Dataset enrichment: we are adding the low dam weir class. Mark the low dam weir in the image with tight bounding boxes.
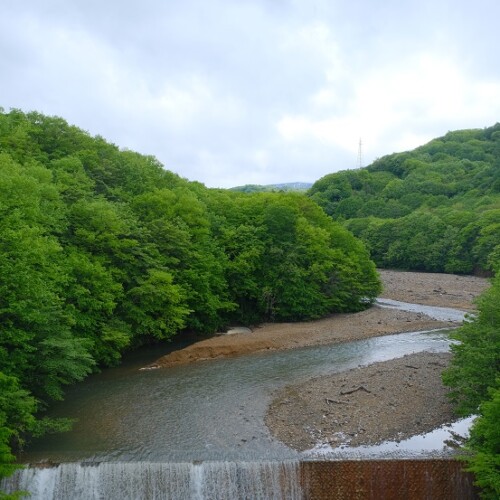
[2,459,478,499]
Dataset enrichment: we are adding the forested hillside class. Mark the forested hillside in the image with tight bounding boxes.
[309,124,500,274]
[230,182,312,193]
[0,109,380,471]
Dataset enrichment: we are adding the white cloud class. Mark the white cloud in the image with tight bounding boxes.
[277,51,500,165]
[1,0,500,187]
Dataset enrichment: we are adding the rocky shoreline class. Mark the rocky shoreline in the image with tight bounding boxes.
[148,270,488,369]
[147,307,450,369]
[376,269,488,311]
[265,351,455,451]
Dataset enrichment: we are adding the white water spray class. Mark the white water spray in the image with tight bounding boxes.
[1,461,304,500]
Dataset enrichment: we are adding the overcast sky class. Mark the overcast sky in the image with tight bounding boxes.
[2,0,500,188]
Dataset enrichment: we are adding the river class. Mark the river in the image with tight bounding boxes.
[19,329,456,463]
[3,301,475,499]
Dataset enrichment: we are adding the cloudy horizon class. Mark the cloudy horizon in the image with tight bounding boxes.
[2,0,500,188]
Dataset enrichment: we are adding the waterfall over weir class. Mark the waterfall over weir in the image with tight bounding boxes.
[1,461,304,500]
[2,459,478,499]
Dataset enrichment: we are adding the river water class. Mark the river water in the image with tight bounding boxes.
[375,298,468,322]
[19,326,457,464]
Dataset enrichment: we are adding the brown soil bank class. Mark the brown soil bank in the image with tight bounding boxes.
[148,270,489,369]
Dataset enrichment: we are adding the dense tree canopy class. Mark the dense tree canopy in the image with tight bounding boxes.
[443,273,500,414]
[0,108,380,476]
[309,124,500,274]
[206,190,380,323]
[442,271,500,498]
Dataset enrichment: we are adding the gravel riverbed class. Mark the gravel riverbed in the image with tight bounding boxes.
[265,351,455,450]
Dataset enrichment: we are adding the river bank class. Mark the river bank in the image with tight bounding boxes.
[148,270,488,369]
[376,269,488,311]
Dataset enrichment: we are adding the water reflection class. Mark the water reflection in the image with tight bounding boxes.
[306,416,474,459]
[376,298,467,322]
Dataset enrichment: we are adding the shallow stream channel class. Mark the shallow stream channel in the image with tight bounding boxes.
[18,301,469,465]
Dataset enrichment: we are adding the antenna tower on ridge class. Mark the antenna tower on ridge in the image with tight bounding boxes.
[356,138,363,169]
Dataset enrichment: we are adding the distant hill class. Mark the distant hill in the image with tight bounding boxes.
[308,124,500,274]
[230,182,313,193]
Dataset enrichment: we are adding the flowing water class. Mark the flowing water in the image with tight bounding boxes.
[3,301,471,498]
[18,329,453,464]
[3,461,303,500]
[375,298,468,322]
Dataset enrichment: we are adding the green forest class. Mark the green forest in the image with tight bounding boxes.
[0,109,498,497]
[0,109,380,477]
[308,124,500,274]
